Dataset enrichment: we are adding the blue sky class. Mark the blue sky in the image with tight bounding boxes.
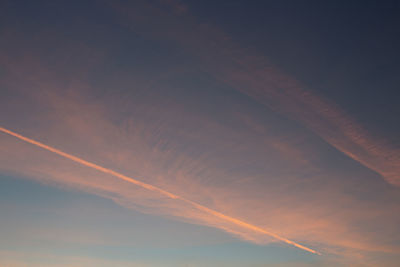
[0,1,399,266]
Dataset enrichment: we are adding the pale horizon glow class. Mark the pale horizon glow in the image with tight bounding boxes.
[1,1,399,266]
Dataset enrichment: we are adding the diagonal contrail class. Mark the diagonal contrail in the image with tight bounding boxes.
[0,126,319,254]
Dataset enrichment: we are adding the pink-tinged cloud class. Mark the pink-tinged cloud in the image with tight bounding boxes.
[0,126,318,254]
[1,6,400,266]
[108,0,400,187]
[0,82,399,262]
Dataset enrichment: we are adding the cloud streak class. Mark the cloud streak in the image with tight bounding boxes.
[109,0,400,187]
[1,4,400,265]
[0,126,319,254]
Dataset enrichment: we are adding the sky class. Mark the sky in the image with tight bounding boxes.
[0,0,399,266]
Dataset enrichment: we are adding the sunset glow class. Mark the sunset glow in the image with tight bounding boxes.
[1,1,399,266]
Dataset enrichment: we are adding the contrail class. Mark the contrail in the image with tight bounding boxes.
[0,126,320,254]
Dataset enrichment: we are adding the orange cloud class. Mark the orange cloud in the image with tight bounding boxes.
[1,7,400,265]
[1,87,399,264]
[0,126,318,254]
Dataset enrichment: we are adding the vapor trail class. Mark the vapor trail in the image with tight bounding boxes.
[0,126,319,254]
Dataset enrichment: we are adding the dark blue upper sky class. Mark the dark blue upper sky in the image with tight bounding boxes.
[186,0,400,139]
[1,1,400,266]
[3,0,398,140]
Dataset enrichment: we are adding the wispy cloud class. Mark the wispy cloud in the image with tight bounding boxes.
[108,0,400,187]
[0,126,318,254]
[1,82,399,261]
[1,2,400,265]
